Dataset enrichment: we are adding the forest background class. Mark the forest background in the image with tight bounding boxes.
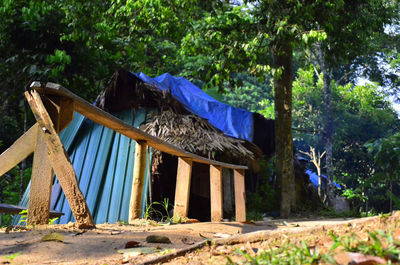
[0,0,400,224]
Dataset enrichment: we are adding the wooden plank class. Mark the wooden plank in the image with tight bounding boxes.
[31,82,247,170]
[129,141,147,223]
[25,90,95,229]
[210,165,223,222]
[57,97,74,132]
[41,95,74,132]
[0,203,63,218]
[0,124,38,178]
[234,169,246,222]
[173,158,192,220]
[27,129,54,225]
[27,96,73,225]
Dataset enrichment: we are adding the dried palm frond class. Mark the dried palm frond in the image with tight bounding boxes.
[143,110,254,162]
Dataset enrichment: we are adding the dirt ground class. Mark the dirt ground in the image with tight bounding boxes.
[0,213,398,265]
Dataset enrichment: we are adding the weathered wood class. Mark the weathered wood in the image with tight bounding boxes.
[173,158,192,220]
[42,95,74,132]
[27,129,54,225]
[0,124,37,178]
[27,96,74,225]
[57,97,74,132]
[210,165,223,222]
[31,82,247,170]
[0,203,63,218]
[129,141,147,222]
[25,90,95,229]
[234,169,246,222]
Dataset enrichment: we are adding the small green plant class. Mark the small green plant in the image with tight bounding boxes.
[48,217,59,225]
[329,229,400,261]
[153,198,172,222]
[227,240,335,265]
[143,198,177,223]
[17,209,59,225]
[18,209,28,225]
[3,251,21,264]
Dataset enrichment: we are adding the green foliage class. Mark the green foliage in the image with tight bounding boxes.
[366,133,400,181]
[227,240,335,265]
[17,209,28,225]
[221,73,274,112]
[3,252,21,263]
[246,158,278,218]
[330,229,400,260]
[143,198,176,223]
[291,66,400,213]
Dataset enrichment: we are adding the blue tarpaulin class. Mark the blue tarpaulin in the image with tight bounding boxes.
[306,169,341,189]
[133,72,254,141]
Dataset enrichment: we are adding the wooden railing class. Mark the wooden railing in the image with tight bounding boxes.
[0,82,247,228]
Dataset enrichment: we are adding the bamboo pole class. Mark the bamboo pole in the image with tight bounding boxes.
[129,141,147,222]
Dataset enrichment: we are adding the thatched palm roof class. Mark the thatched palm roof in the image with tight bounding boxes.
[96,69,259,165]
[142,110,254,161]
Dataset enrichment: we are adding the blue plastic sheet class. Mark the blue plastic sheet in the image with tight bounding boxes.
[306,169,341,189]
[133,72,254,141]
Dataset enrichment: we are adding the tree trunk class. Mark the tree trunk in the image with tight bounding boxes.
[20,99,29,199]
[317,45,333,188]
[273,42,295,217]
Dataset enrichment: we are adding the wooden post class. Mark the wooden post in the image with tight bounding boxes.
[27,96,73,226]
[25,90,95,229]
[173,157,192,220]
[210,165,223,222]
[234,169,246,222]
[0,124,37,179]
[129,140,147,222]
[27,129,54,225]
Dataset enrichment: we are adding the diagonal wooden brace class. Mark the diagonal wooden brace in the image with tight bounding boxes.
[25,90,95,229]
[0,124,37,179]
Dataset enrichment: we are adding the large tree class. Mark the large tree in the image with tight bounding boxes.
[306,0,400,187]
[180,1,332,216]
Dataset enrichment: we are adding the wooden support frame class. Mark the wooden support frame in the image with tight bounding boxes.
[234,169,246,222]
[129,141,147,223]
[27,95,73,225]
[25,90,94,228]
[210,165,223,222]
[27,129,54,225]
[0,124,37,179]
[31,82,247,170]
[173,158,193,220]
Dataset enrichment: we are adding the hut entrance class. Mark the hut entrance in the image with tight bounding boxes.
[151,152,236,221]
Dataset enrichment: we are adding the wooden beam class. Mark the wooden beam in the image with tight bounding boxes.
[27,129,54,225]
[234,169,246,222]
[42,95,74,132]
[210,165,223,222]
[129,141,147,223]
[31,82,247,170]
[173,158,192,220]
[27,96,74,226]
[25,90,95,229]
[0,124,37,178]
[0,203,63,218]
